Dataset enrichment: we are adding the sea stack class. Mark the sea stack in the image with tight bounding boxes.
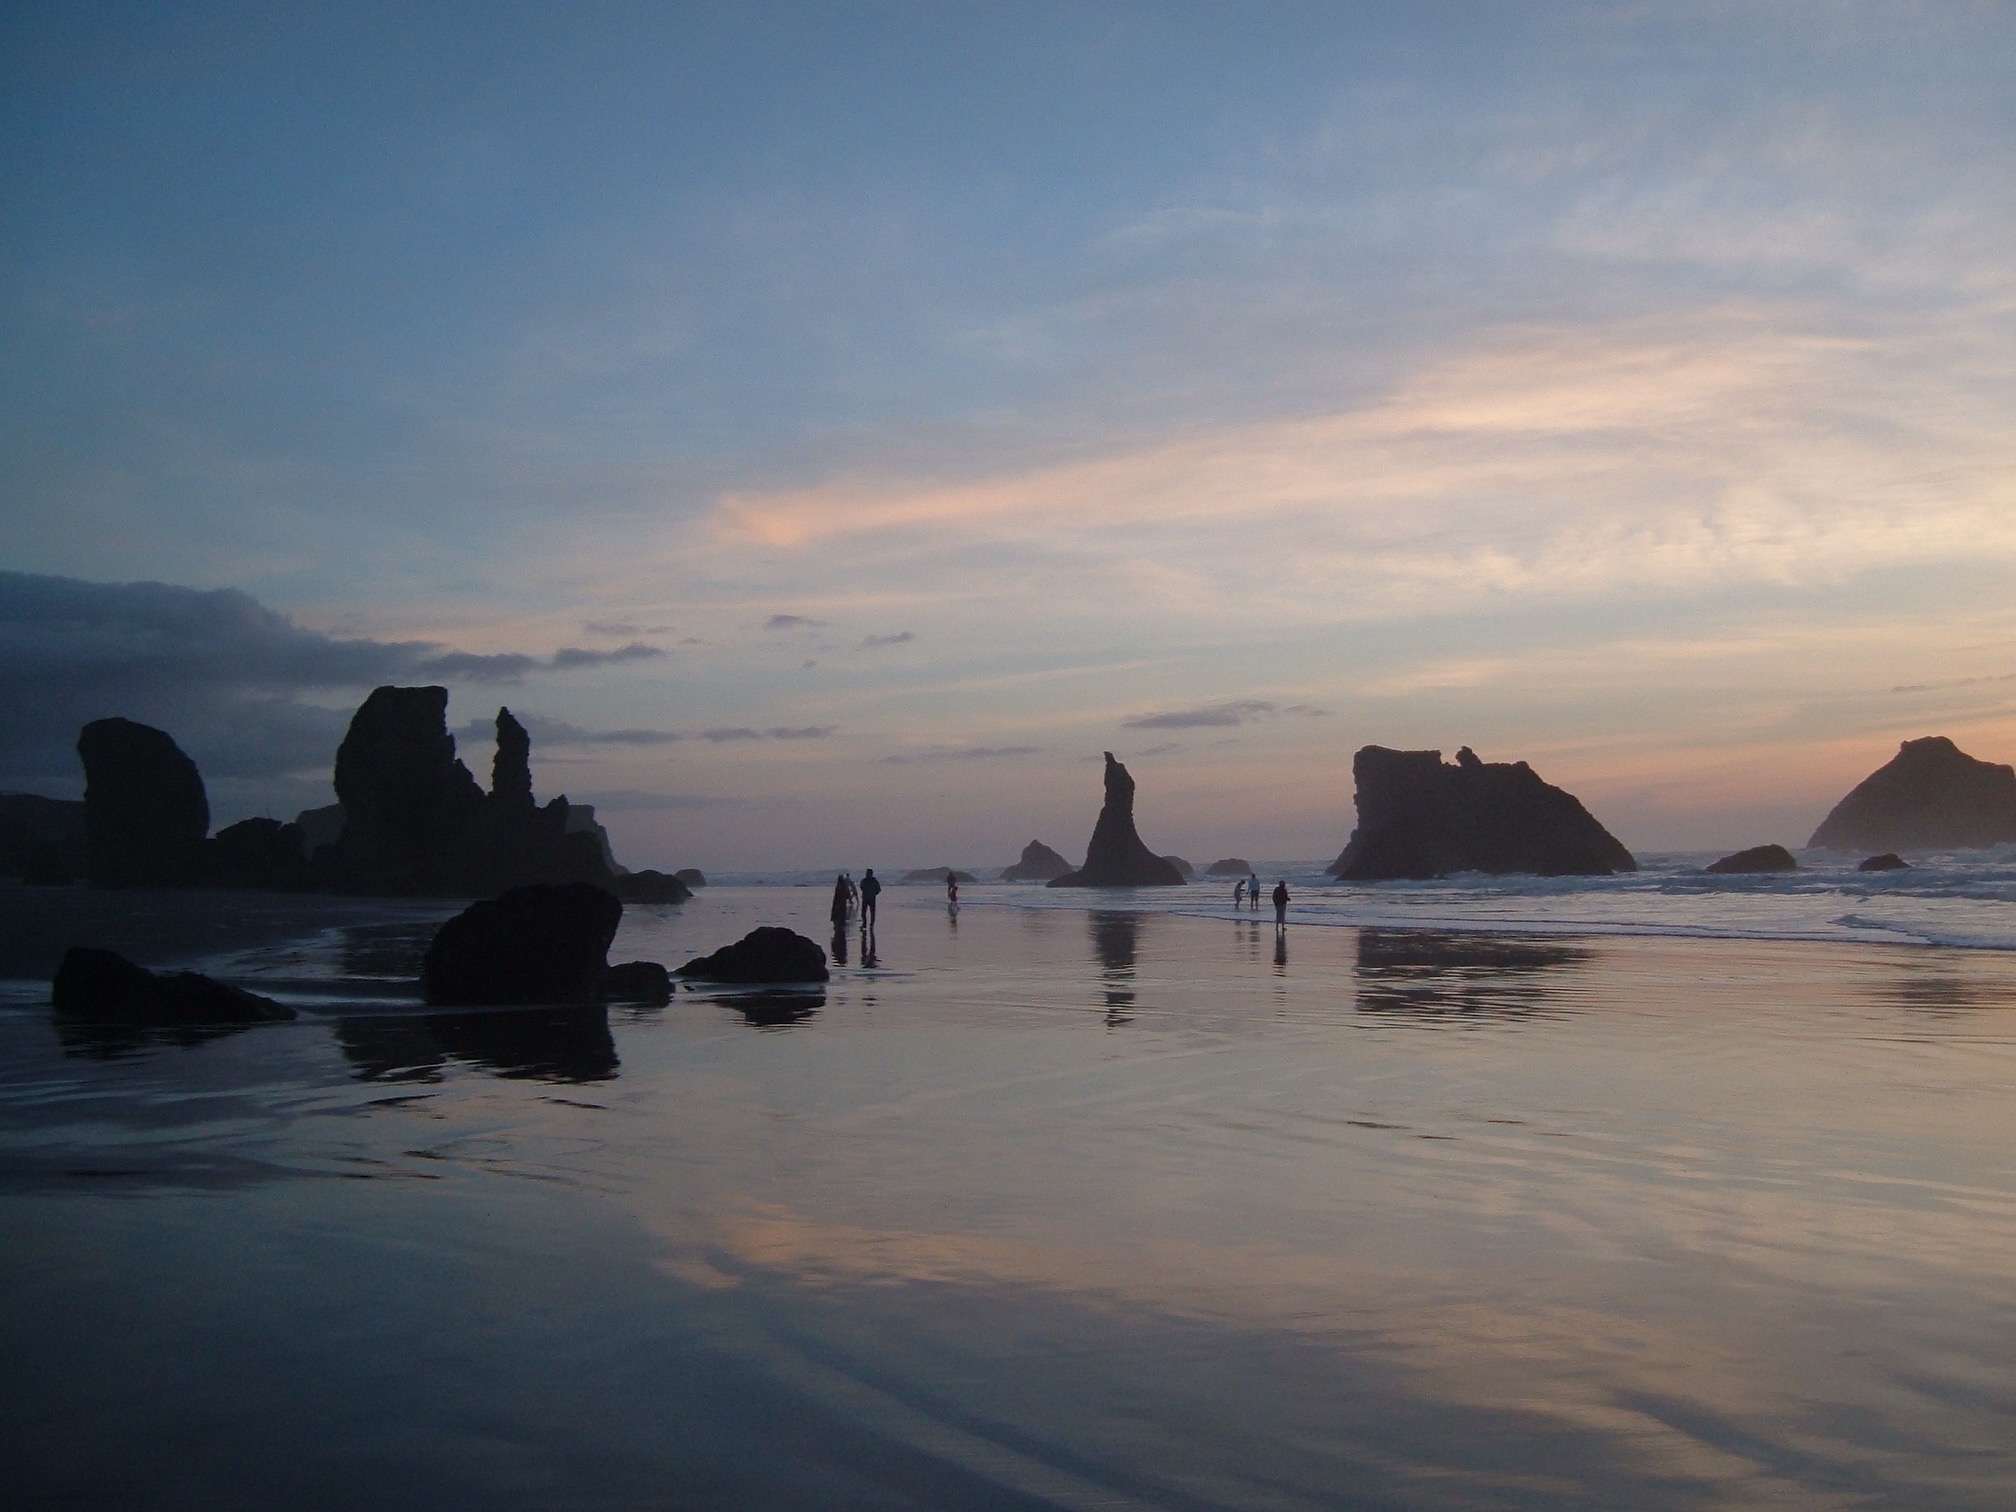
[1809,737,2016,851]
[1048,754,1185,887]
[1327,746,1635,881]
[1001,840,1072,882]
[76,718,211,887]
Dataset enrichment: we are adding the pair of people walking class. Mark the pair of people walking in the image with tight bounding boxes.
[830,869,882,926]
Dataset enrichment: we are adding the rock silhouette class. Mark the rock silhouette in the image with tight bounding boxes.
[602,959,673,1004]
[77,718,211,887]
[211,817,309,890]
[1809,737,2016,851]
[674,867,707,888]
[1328,746,1635,881]
[1049,754,1185,887]
[1706,844,1797,874]
[421,882,624,1006]
[613,869,693,904]
[1205,857,1253,877]
[491,706,536,811]
[1859,852,1910,872]
[676,927,829,984]
[1161,855,1197,879]
[53,946,294,1023]
[1001,840,1072,882]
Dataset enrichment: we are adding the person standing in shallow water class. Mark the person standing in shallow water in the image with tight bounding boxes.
[1249,873,1261,910]
[1272,879,1290,930]
[1233,878,1245,908]
[946,872,959,906]
[830,874,851,929]
[859,868,882,927]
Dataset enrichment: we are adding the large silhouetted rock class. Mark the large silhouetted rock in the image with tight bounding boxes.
[0,794,86,881]
[674,867,707,888]
[1808,737,2016,852]
[53,946,294,1022]
[602,960,673,1004]
[1706,844,1797,874]
[77,718,211,887]
[676,927,829,984]
[1205,857,1253,877]
[1859,852,1909,872]
[1327,746,1636,881]
[318,690,621,895]
[421,883,624,1006]
[1048,755,1186,888]
[613,868,693,904]
[1001,840,1072,882]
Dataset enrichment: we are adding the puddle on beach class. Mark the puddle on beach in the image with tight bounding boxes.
[4,885,2016,1509]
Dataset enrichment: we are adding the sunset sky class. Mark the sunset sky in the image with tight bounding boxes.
[5,2,2015,870]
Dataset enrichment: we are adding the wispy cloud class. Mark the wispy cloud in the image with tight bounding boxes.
[1123,700,1278,729]
[861,631,917,650]
[880,744,1039,765]
[700,725,837,743]
[764,614,827,631]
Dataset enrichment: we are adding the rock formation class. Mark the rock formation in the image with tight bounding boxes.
[77,718,211,887]
[1706,844,1797,874]
[1205,857,1253,877]
[676,926,829,984]
[1327,746,1635,881]
[674,867,707,888]
[1001,840,1072,882]
[53,946,294,1023]
[1808,737,2016,852]
[602,960,673,1004]
[1859,852,1909,872]
[315,689,625,896]
[421,882,624,1006]
[0,793,86,881]
[613,869,694,904]
[1048,755,1186,888]
[1161,855,1197,880]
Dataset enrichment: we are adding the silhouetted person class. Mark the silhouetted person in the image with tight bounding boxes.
[859,868,882,926]
[830,874,851,929]
[1249,872,1261,909]
[1272,879,1290,929]
[946,871,959,905]
[1233,878,1246,907]
[845,872,859,912]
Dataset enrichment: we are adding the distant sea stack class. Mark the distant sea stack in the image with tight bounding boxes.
[1205,857,1253,877]
[1001,840,1072,882]
[1809,737,2016,851]
[1327,746,1636,881]
[1048,754,1185,887]
[77,718,210,887]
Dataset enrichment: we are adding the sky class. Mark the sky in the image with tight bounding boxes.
[4,1,2015,871]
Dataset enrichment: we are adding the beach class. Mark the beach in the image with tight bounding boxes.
[5,881,2016,1509]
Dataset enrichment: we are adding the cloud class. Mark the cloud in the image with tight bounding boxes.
[1133,743,1183,757]
[549,642,666,670]
[455,713,684,747]
[573,789,732,811]
[764,614,826,631]
[1890,672,2016,695]
[699,726,837,743]
[1123,700,1278,730]
[880,745,1039,765]
[582,621,641,637]
[860,631,917,650]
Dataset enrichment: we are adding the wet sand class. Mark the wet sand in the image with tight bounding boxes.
[4,884,2016,1509]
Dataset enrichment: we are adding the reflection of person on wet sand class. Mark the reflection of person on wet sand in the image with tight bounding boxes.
[830,925,849,967]
[859,868,881,926]
[1272,879,1290,930]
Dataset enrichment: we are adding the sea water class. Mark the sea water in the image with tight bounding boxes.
[3,876,2016,1509]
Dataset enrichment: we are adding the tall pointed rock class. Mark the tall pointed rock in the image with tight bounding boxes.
[1048,753,1185,887]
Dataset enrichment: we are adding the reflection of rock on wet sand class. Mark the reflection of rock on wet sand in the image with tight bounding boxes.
[54,1018,256,1060]
[717,990,824,1029]
[336,1005,617,1083]
[1089,910,1142,1021]
[1353,929,1590,1023]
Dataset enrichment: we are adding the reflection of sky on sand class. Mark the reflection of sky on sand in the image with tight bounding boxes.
[8,887,2016,1506]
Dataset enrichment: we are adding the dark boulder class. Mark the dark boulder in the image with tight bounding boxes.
[0,793,86,880]
[77,718,210,887]
[602,960,673,1004]
[210,817,309,890]
[1809,737,2016,851]
[1161,855,1197,880]
[1858,852,1910,872]
[1706,844,1798,874]
[674,867,707,888]
[53,946,294,1022]
[421,883,624,1006]
[1000,840,1072,882]
[613,868,693,904]
[1205,857,1253,877]
[675,927,829,984]
[1327,746,1636,881]
[1048,755,1186,887]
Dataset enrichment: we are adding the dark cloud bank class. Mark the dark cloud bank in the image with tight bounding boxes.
[0,572,667,812]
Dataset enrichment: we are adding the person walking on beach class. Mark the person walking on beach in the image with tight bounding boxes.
[1249,873,1261,910]
[859,868,882,927]
[946,872,959,906]
[830,873,851,929]
[1233,877,1246,908]
[1271,879,1290,930]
